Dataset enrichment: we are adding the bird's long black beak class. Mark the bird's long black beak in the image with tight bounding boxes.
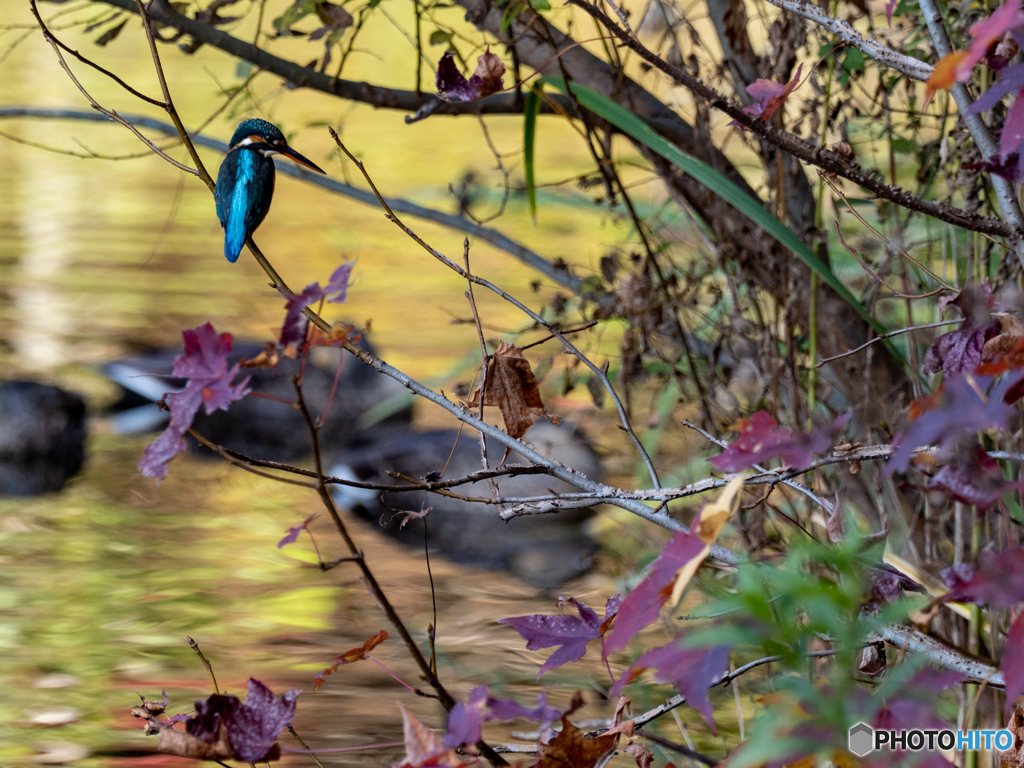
[277,145,326,174]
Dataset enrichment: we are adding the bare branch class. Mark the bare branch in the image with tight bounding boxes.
[764,0,934,81]
[873,625,1004,687]
[566,0,1022,244]
[28,0,164,106]
[28,3,197,175]
[917,0,1024,266]
[94,0,577,117]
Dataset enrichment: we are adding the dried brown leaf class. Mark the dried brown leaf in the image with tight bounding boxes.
[397,704,462,767]
[538,716,617,768]
[158,722,239,761]
[470,50,505,97]
[1000,705,1024,768]
[468,341,559,438]
[313,630,388,691]
[241,342,281,369]
[94,19,127,46]
[625,741,655,768]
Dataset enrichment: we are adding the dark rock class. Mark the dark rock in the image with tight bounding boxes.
[0,381,86,495]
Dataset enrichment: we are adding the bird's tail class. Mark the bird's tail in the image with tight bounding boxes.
[224,229,244,263]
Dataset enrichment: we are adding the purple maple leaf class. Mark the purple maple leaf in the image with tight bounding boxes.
[956,0,1024,81]
[923,281,998,377]
[964,153,1024,184]
[443,686,487,750]
[941,545,1024,607]
[604,528,707,659]
[610,639,731,732]
[929,444,1024,509]
[186,678,300,763]
[709,411,851,472]
[971,62,1024,113]
[437,50,480,101]
[885,371,1024,475]
[498,596,616,678]
[279,262,355,349]
[485,693,562,726]
[436,50,505,102]
[873,669,964,746]
[139,323,251,483]
[729,65,802,130]
[278,514,319,549]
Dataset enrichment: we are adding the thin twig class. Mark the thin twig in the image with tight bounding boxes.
[28,0,163,106]
[464,239,494,478]
[291,377,508,768]
[132,0,214,189]
[681,420,835,514]
[823,174,958,289]
[520,321,598,349]
[188,429,318,488]
[816,320,960,367]
[28,1,196,175]
[833,222,945,300]
[287,726,326,768]
[187,636,220,694]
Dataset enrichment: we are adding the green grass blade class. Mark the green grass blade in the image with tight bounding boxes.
[524,85,541,224]
[541,75,889,337]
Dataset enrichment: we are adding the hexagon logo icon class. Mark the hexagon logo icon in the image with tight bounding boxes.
[849,722,874,757]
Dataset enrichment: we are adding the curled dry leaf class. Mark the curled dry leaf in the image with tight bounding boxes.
[467,340,559,439]
[538,716,617,768]
[436,49,506,101]
[981,314,1024,369]
[999,704,1024,768]
[625,741,655,768]
[397,704,462,768]
[241,342,282,369]
[158,721,238,762]
[314,630,389,691]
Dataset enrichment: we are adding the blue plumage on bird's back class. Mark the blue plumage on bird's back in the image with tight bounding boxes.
[225,151,256,263]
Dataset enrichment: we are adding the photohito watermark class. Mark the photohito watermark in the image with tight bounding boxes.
[848,723,1014,758]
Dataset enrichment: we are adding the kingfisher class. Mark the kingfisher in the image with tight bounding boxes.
[214,118,326,263]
